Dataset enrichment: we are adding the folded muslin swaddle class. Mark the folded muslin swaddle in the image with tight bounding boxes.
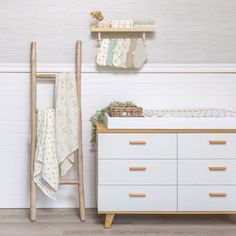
[34,109,58,200]
[55,73,79,176]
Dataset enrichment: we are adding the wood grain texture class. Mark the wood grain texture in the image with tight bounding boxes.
[97,123,236,134]
[90,24,155,32]
[209,140,227,145]
[0,209,236,235]
[30,42,37,222]
[76,40,86,221]
[104,213,115,229]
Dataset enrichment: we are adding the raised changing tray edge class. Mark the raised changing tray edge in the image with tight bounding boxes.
[103,113,236,131]
[97,123,236,134]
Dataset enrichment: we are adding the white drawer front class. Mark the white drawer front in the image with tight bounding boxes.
[98,160,177,185]
[179,186,236,211]
[178,134,236,159]
[98,186,177,212]
[178,160,236,185]
[98,133,177,159]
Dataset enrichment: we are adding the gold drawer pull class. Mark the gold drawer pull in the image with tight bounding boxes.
[129,166,147,171]
[209,193,227,197]
[129,193,146,197]
[209,140,227,145]
[209,166,227,171]
[129,141,146,145]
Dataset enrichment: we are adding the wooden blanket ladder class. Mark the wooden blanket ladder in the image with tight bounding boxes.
[30,41,86,222]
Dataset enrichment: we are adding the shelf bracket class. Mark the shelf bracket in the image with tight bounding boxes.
[142,32,146,40]
[98,32,102,41]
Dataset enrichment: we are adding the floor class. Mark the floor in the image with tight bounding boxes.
[0,209,236,236]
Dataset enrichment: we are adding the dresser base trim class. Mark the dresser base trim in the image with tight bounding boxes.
[99,211,236,214]
[100,211,236,229]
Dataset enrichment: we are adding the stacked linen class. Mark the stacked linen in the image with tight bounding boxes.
[110,19,156,29]
[96,38,148,69]
[111,19,134,28]
[133,19,155,28]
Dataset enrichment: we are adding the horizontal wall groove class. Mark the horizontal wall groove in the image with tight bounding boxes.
[1,63,236,73]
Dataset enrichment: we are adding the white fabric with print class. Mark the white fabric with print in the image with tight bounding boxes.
[111,19,134,28]
[112,39,124,67]
[133,39,148,69]
[96,39,110,66]
[120,39,131,68]
[34,109,58,200]
[55,73,79,176]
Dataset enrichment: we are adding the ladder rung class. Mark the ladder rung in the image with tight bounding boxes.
[59,180,80,185]
[36,73,56,81]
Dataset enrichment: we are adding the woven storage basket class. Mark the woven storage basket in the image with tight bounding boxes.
[110,106,143,117]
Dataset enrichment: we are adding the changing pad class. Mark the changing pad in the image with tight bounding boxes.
[104,108,236,130]
[143,108,236,118]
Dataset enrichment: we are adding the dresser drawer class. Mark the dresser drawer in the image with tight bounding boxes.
[98,133,177,159]
[178,134,236,159]
[98,160,177,185]
[178,186,236,211]
[98,186,177,212]
[178,160,236,185]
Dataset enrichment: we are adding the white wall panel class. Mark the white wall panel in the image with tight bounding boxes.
[0,66,236,208]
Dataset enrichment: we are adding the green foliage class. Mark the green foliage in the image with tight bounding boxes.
[90,101,136,151]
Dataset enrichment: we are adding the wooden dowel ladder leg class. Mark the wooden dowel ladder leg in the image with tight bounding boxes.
[30,42,37,221]
[76,40,86,221]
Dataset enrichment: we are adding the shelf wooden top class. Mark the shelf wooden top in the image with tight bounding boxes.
[96,123,236,134]
[90,24,155,33]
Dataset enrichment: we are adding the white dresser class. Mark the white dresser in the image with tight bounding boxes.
[96,123,236,229]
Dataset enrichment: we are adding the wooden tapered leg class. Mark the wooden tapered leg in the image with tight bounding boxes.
[30,42,37,222]
[76,40,86,221]
[104,214,115,229]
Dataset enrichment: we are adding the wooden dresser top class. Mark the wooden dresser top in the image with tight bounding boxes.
[97,123,236,134]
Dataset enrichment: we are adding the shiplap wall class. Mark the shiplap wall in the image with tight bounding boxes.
[0,65,236,208]
[0,0,236,63]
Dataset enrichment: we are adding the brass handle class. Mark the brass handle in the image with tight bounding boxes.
[129,167,147,171]
[129,141,146,145]
[209,193,227,197]
[209,140,227,145]
[129,193,146,197]
[209,166,227,171]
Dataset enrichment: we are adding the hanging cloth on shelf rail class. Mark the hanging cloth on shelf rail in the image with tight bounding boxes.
[96,38,148,69]
[133,39,148,69]
[96,39,110,66]
[106,38,117,66]
[127,38,138,68]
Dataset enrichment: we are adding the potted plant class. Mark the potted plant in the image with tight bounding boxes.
[90,10,104,27]
[90,101,141,151]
